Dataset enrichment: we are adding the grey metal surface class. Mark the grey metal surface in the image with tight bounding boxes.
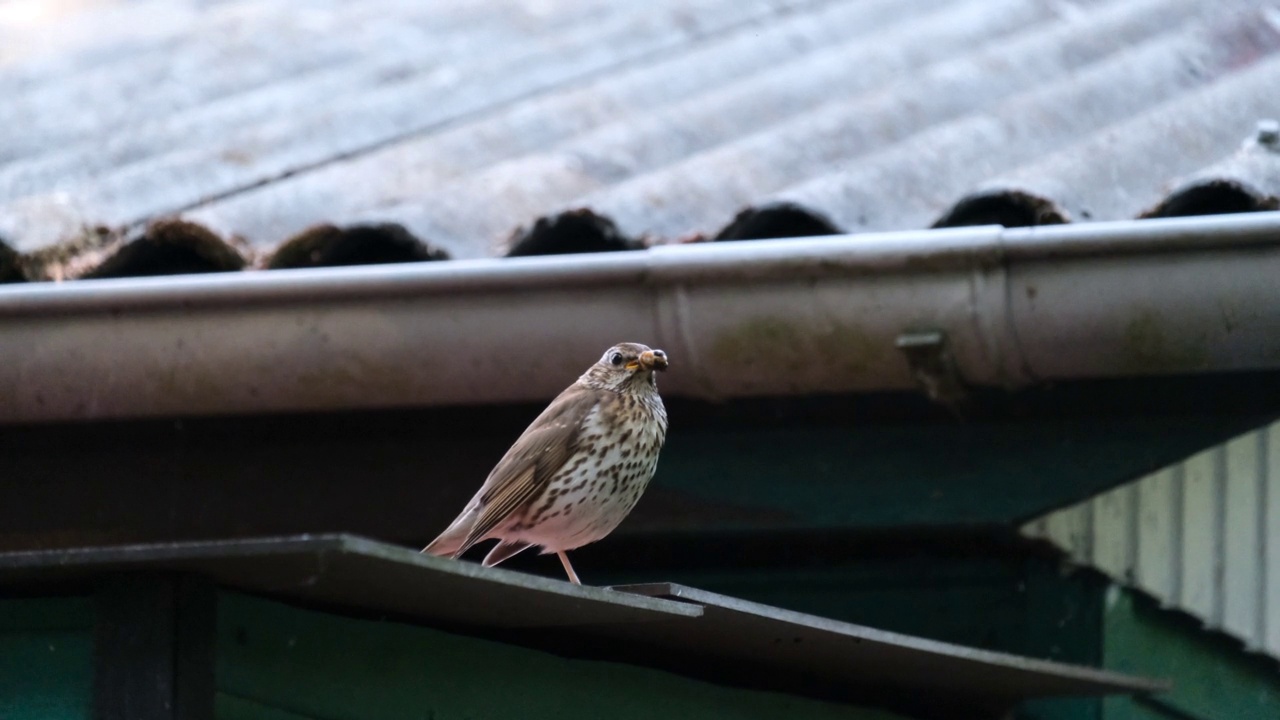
[594,0,1266,240]
[1024,420,1280,660]
[1,212,1278,422]
[1,0,1278,276]
[949,69,1280,227]
[0,533,1164,710]
[0,534,698,628]
[608,583,1168,706]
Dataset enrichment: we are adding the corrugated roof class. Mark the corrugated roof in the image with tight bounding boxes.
[2,0,1279,281]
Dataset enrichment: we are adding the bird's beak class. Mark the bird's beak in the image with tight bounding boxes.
[635,349,669,371]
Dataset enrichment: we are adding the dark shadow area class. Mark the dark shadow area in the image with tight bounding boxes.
[1,372,1276,555]
[1142,180,1279,218]
[933,190,1070,228]
[505,208,640,256]
[0,238,24,283]
[267,223,448,269]
[85,219,246,279]
[714,202,842,240]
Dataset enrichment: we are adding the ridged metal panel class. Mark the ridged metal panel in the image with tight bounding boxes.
[1023,421,1279,658]
[2,0,1280,280]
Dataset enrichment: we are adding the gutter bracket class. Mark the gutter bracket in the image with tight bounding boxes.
[896,330,970,411]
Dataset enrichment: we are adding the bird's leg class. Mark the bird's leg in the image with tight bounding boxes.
[557,551,582,585]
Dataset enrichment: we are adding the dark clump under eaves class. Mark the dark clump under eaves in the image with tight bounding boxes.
[1143,180,1280,219]
[714,202,842,241]
[266,223,449,269]
[932,190,1070,229]
[0,238,23,283]
[505,209,642,257]
[84,219,248,280]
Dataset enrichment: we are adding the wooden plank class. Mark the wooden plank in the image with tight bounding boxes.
[93,575,216,720]
[1221,432,1263,647]
[1103,588,1280,720]
[1135,467,1178,600]
[215,590,905,720]
[0,598,94,720]
[1178,447,1221,624]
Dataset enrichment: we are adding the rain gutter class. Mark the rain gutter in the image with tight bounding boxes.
[1,212,1278,423]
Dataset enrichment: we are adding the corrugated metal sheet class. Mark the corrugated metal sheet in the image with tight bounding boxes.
[1022,420,1280,659]
[1,0,1279,280]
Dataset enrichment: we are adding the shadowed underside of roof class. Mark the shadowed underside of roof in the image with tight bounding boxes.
[1,0,1279,281]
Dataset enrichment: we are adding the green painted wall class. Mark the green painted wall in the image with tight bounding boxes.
[215,591,905,720]
[0,597,94,720]
[656,414,1259,530]
[4,399,1269,552]
[217,694,315,720]
[1102,589,1280,720]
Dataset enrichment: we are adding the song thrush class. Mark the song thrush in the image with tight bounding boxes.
[423,342,669,584]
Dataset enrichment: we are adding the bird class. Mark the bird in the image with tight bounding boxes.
[422,342,669,585]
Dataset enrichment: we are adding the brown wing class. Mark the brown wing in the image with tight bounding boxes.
[457,384,603,554]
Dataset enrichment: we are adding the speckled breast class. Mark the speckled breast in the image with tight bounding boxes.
[515,391,667,552]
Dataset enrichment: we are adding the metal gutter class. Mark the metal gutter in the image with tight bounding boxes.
[1,212,1278,423]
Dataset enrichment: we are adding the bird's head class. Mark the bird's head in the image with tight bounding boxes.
[581,342,668,392]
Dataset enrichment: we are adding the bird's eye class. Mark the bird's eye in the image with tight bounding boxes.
[610,353,625,366]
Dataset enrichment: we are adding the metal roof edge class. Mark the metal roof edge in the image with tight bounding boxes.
[0,533,700,626]
[614,582,1168,695]
[0,534,1166,712]
[1,212,1277,422]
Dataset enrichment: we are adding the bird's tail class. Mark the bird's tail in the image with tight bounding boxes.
[421,508,477,558]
